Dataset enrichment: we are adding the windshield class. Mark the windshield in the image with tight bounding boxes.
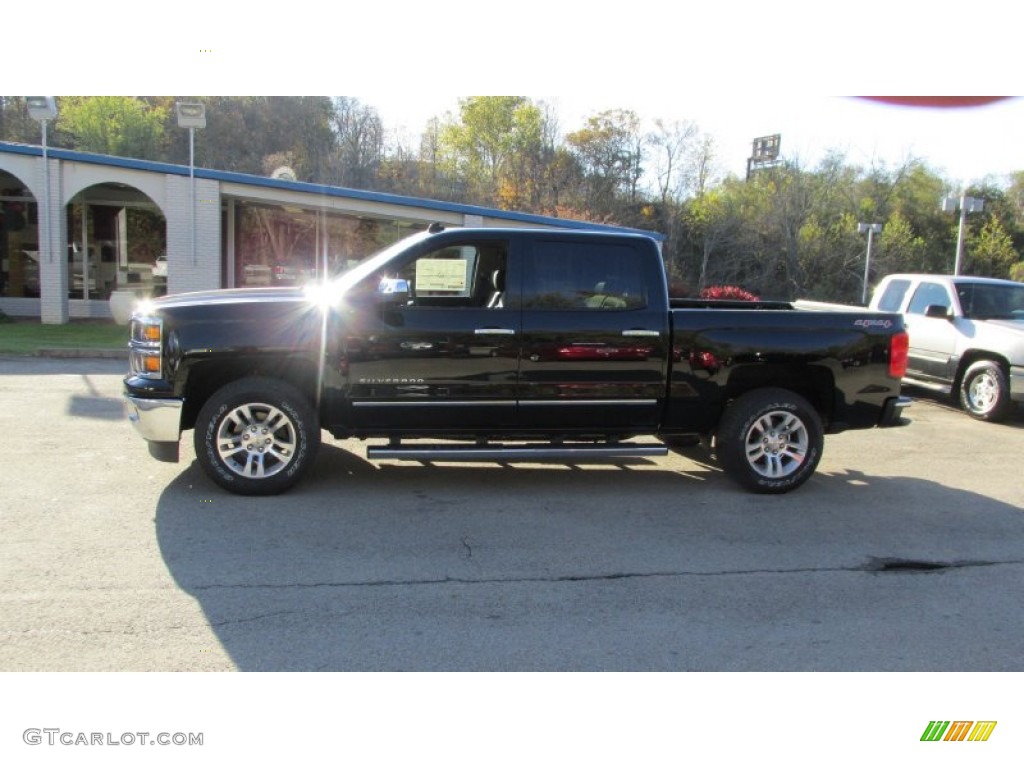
[956,282,1024,320]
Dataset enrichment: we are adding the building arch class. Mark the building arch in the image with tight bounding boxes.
[61,165,168,214]
[63,180,168,302]
[0,159,42,304]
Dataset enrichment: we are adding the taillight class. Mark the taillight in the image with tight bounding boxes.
[889,331,909,379]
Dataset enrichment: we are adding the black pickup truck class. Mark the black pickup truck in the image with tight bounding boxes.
[124,224,910,495]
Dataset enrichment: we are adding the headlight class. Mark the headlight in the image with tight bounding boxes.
[128,315,163,378]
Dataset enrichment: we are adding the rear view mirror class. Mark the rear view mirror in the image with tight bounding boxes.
[924,304,952,320]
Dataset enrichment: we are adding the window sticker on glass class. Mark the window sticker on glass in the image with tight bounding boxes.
[416,258,468,293]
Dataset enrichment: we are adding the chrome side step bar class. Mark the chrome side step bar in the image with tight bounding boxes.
[367,441,669,462]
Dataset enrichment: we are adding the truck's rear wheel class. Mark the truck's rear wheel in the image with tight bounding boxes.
[716,388,823,494]
[194,377,320,495]
[958,360,1011,421]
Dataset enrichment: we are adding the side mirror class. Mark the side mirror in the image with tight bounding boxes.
[924,304,952,320]
[346,278,409,309]
[377,277,410,305]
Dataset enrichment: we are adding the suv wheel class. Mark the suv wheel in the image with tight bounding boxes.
[959,360,1011,421]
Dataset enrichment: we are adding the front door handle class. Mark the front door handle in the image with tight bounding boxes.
[622,329,660,338]
[474,328,516,336]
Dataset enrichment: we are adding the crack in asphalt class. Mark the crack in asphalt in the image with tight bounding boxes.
[187,558,1021,591]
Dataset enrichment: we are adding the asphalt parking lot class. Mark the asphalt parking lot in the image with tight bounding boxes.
[1,357,1022,671]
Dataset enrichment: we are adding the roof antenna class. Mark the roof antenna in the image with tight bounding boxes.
[428,221,445,234]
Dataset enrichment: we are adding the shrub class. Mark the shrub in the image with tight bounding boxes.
[699,285,760,301]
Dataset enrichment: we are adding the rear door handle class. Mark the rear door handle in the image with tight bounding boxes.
[474,328,516,336]
[622,329,660,338]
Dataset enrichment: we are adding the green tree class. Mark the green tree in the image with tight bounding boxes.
[966,216,1019,277]
[330,97,383,188]
[536,146,586,217]
[436,96,545,207]
[875,211,927,276]
[58,97,167,158]
[0,97,43,144]
[566,109,644,216]
[166,97,335,181]
[887,162,952,272]
[683,185,740,291]
[497,100,553,210]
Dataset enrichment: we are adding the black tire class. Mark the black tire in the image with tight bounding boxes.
[716,388,824,494]
[954,360,1011,421]
[958,360,1011,421]
[194,377,320,495]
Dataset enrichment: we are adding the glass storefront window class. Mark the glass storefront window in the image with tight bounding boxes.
[1,193,40,298]
[66,201,166,300]
[232,201,420,288]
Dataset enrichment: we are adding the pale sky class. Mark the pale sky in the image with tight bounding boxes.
[13,3,1020,187]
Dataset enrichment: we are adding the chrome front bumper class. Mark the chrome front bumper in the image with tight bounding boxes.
[125,395,183,443]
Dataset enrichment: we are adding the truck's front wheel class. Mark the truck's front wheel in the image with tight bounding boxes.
[194,377,320,495]
[716,388,823,494]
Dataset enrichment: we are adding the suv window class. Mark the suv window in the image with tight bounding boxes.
[907,282,952,315]
[523,240,647,310]
[956,282,1024,319]
[876,279,911,312]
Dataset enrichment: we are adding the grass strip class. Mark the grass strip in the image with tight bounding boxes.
[0,320,126,355]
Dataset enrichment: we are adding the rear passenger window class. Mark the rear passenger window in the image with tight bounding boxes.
[523,241,647,310]
[907,282,952,315]
[876,279,911,312]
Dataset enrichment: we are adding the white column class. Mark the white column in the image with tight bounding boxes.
[166,174,221,296]
[39,155,68,324]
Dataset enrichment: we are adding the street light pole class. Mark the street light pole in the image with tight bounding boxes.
[26,97,58,265]
[189,126,195,265]
[942,194,984,275]
[175,102,206,267]
[857,222,882,305]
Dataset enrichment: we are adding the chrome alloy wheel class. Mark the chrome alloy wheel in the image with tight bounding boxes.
[965,369,999,412]
[743,410,810,479]
[215,402,298,479]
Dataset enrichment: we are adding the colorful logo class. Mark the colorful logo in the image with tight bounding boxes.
[921,721,997,742]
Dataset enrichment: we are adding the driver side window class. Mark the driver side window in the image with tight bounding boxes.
[907,282,951,315]
[387,240,508,309]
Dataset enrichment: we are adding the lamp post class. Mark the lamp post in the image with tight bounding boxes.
[26,97,58,267]
[857,222,882,305]
[941,194,984,275]
[175,102,206,266]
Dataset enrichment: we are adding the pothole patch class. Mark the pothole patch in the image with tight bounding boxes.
[862,556,991,573]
